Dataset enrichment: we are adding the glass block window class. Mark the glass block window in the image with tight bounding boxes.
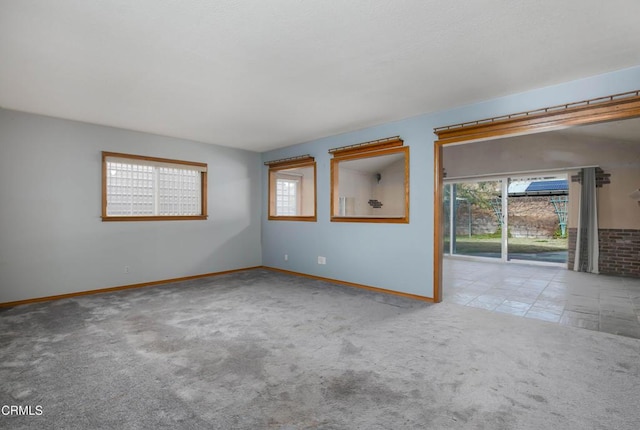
[102,152,207,221]
[265,155,316,222]
[157,167,201,216]
[275,177,300,216]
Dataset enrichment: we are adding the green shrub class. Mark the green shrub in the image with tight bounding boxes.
[493,226,512,239]
[553,227,567,239]
[473,227,512,239]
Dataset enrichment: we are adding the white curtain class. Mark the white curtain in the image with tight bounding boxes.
[573,167,599,273]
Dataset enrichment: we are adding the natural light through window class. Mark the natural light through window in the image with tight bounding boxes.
[276,177,300,216]
[102,152,207,221]
[265,155,316,221]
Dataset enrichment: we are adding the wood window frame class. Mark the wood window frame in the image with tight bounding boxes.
[329,136,409,223]
[432,90,640,302]
[102,151,208,222]
[266,155,317,222]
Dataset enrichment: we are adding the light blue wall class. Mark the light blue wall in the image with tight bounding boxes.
[0,109,262,303]
[261,65,640,298]
[2,66,638,303]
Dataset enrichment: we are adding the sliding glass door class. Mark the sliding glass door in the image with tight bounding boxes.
[444,180,503,259]
[506,175,568,264]
[444,174,568,265]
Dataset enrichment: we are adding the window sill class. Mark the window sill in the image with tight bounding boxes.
[268,216,317,222]
[330,216,409,224]
[102,215,208,222]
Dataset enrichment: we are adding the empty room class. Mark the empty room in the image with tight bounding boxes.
[1,1,639,429]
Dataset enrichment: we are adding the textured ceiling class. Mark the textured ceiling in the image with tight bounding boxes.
[1,0,640,152]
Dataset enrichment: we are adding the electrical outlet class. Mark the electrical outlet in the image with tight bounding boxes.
[284,254,288,261]
[124,266,130,274]
[318,256,326,265]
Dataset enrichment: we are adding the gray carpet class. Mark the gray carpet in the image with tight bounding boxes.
[1,269,639,429]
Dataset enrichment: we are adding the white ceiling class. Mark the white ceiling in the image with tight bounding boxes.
[1,1,640,152]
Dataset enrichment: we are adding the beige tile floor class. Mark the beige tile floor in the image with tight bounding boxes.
[443,257,640,339]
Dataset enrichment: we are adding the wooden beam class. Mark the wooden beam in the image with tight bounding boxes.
[434,91,640,145]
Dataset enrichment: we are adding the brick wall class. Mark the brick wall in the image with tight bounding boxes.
[568,228,577,269]
[568,228,640,277]
[598,229,640,277]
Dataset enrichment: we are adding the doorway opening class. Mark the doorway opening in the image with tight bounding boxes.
[433,90,640,303]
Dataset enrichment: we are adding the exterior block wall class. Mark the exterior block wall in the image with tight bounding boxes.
[455,196,562,238]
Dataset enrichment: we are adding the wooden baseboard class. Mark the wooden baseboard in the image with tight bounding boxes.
[1,265,433,308]
[262,266,434,303]
[0,266,261,308]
